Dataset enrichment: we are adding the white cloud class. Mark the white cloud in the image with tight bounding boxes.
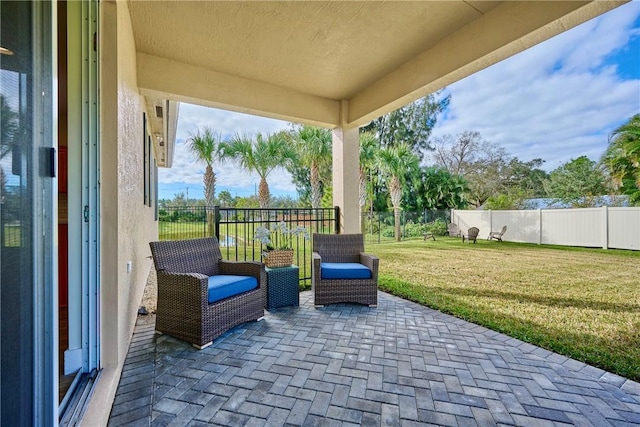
[431,2,640,170]
[175,104,291,140]
[160,105,297,196]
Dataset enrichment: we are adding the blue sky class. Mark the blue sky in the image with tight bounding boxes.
[159,2,640,201]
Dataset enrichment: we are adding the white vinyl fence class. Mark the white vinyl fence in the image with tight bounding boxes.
[451,207,640,251]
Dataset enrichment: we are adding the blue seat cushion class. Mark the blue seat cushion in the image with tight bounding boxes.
[320,262,372,280]
[208,275,258,304]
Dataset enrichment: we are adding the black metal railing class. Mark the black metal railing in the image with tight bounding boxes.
[158,205,449,285]
[158,205,339,287]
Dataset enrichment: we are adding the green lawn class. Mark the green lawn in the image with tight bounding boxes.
[3,224,21,247]
[367,237,640,381]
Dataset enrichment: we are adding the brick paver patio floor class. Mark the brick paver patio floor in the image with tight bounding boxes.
[108,291,640,426]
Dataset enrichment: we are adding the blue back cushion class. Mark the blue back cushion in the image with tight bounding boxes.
[320,262,372,280]
[208,275,258,304]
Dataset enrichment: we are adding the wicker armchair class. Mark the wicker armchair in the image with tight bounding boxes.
[149,237,265,349]
[312,233,379,306]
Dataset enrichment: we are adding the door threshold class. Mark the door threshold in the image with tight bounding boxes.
[59,369,100,426]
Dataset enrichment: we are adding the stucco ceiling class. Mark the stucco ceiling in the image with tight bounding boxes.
[128,1,626,129]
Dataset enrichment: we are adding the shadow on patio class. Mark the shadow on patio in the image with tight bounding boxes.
[108,291,640,426]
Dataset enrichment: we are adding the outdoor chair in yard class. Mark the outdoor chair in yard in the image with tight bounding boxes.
[462,227,480,244]
[149,236,265,349]
[448,222,461,237]
[488,225,507,241]
[423,222,436,241]
[312,233,379,306]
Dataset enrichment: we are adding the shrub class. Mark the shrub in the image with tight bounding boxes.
[402,222,425,238]
[381,225,395,238]
[426,218,448,236]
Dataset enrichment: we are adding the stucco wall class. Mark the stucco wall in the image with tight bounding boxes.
[114,0,157,359]
[84,1,158,424]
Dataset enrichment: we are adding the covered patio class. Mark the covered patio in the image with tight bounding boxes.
[109,291,640,426]
[97,2,639,425]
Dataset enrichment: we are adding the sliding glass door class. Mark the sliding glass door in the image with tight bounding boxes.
[1,1,57,425]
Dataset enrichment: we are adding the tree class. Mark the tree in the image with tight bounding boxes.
[187,127,223,208]
[290,125,332,208]
[1,95,18,205]
[1,95,18,155]
[363,92,450,159]
[234,195,260,209]
[504,158,549,198]
[220,131,296,209]
[431,131,485,176]
[218,190,235,207]
[359,131,379,231]
[484,189,531,210]
[188,127,223,235]
[430,131,525,207]
[602,114,640,204]
[377,144,419,241]
[403,167,469,211]
[545,156,610,207]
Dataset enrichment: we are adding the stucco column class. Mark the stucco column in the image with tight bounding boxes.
[332,101,360,234]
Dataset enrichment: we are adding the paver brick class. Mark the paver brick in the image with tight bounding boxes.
[417,409,457,425]
[380,403,400,427]
[109,395,152,418]
[209,409,250,426]
[107,408,150,427]
[330,384,351,408]
[286,398,312,425]
[109,294,640,427]
[237,401,273,418]
[284,386,316,401]
[308,391,331,416]
[522,404,572,424]
[221,388,250,411]
[154,398,188,415]
[326,405,363,424]
[269,375,292,394]
[435,400,474,418]
[193,395,226,422]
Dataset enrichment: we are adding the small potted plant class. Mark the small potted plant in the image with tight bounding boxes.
[254,221,309,268]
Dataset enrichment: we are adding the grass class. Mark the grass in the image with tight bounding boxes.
[367,237,640,381]
[3,224,21,247]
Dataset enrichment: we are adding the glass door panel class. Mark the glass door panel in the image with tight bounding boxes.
[1,0,56,424]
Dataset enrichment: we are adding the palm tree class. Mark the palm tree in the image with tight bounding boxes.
[1,95,18,155]
[187,127,223,235]
[220,131,295,209]
[602,114,640,204]
[291,125,332,208]
[377,143,419,241]
[1,95,18,205]
[359,132,379,233]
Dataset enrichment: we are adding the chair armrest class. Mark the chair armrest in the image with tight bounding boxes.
[359,252,379,281]
[157,270,208,284]
[312,252,322,280]
[156,271,209,309]
[219,260,266,287]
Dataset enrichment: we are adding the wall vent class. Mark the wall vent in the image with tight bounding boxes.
[155,105,163,118]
